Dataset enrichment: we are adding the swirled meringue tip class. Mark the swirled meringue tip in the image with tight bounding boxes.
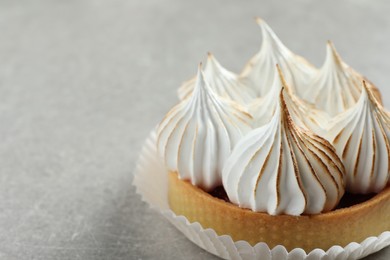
[157,66,253,192]
[250,65,329,133]
[254,16,264,24]
[304,41,362,116]
[240,19,316,98]
[325,81,390,194]
[364,83,390,180]
[222,87,345,216]
[363,80,385,110]
[205,52,223,73]
[249,65,282,127]
[326,40,343,67]
[178,53,256,104]
[277,66,330,134]
[254,17,286,50]
[176,63,204,101]
[256,18,289,55]
[276,64,293,94]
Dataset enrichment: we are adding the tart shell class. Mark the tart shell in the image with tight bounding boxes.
[168,172,390,252]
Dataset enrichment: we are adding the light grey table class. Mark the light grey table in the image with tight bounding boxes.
[0,0,389,259]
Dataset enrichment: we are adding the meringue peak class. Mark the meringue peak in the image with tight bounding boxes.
[192,65,208,96]
[305,42,362,116]
[250,66,329,132]
[363,80,383,109]
[279,87,320,132]
[178,54,256,104]
[281,68,329,132]
[223,88,345,215]
[276,64,294,95]
[279,87,294,126]
[240,20,316,97]
[361,80,390,128]
[186,65,212,104]
[256,19,289,53]
[326,41,344,68]
[158,66,252,191]
[325,80,390,193]
[205,52,224,74]
[249,65,282,127]
[254,16,264,24]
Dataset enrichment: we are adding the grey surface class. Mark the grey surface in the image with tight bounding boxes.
[0,0,389,259]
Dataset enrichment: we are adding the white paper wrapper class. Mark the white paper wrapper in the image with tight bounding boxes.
[133,130,390,260]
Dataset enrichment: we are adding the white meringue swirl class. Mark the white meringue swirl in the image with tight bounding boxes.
[178,53,256,104]
[284,87,330,137]
[157,66,252,191]
[325,82,390,194]
[250,67,329,135]
[223,88,345,215]
[248,68,281,127]
[305,42,362,116]
[240,18,316,97]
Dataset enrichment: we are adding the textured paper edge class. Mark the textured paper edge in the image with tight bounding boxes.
[133,129,390,260]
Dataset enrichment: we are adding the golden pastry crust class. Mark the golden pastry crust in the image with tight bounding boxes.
[168,172,390,252]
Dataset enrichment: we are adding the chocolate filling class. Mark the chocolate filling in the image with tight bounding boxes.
[335,192,376,209]
[209,186,230,202]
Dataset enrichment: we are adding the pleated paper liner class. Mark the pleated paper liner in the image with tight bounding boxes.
[133,130,390,260]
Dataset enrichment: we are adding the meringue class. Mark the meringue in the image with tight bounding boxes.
[325,82,390,194]
[284,86,330,136]
[223,88,345,215]
[305,42,362,116]
[157,66,252,191]
[250,67,329,135]
[240,18,316,97]
[178,53,256,105]
[248,67,281,127]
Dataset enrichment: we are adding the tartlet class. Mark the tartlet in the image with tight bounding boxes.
[156,19,390,254]
[168,172,390,252]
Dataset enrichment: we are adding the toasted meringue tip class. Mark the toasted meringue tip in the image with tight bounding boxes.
[206,52,217,64]
[278,87,292,118]
[326,41,343,64]
[275,64,283,78]
[361,80,379,105]
[254,16,264,24]
[362,80,371,94]
[193,68,211,97]
[195,63,205,83]
[362,80,372,96]
[327,41,337,53]
[276,65,292,92]
[279,86,286,101]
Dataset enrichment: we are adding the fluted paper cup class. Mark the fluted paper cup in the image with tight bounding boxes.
[133,129,390,260]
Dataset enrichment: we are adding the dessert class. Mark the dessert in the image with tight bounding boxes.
[223,88,345,216]
[156,19,390,253]
[240,18,316,97]
[157,67,252,191]
[325,82,390,194]
[305,42,362,116]
[178,53,256,104]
